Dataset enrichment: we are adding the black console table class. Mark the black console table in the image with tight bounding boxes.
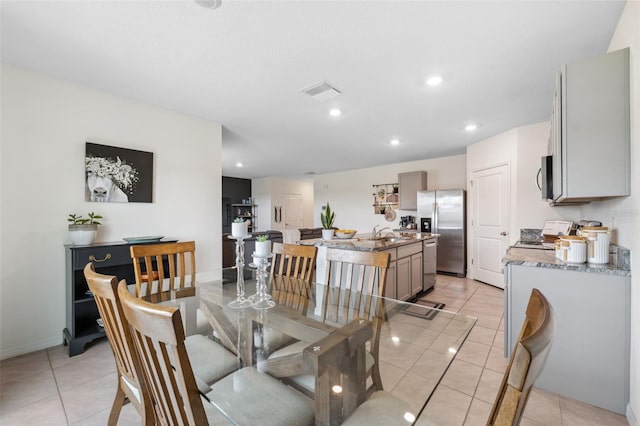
[63,239,177,356]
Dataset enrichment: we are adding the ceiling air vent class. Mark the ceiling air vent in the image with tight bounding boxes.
[301,80,341,102]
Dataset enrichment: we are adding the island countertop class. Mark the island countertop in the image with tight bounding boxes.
[298,233,437,252]
[503,246,630,276]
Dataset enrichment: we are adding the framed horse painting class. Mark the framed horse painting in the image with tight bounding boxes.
[85,142,153,203]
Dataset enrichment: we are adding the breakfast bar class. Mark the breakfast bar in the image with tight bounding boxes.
[298,233,438,300]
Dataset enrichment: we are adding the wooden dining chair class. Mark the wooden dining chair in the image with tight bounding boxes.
[262,243,318,354]
[131,241,239,392]
[130,240,212,338]
[319,248,391,396]
[117,281,314,425]
[267,248,390,399]
[130,241,196,297]
[83,263,154,426]
[270,243,317,281]
[487,288,556,426]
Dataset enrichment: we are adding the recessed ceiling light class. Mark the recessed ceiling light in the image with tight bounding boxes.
[195,0,222,9]
[390,139,400,146]
[465,124,478,132]
[235,162,243,167]
[426,75,443,86]
[329,108,341,117]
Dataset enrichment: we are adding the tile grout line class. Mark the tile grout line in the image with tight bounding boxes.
[46,347,71,426]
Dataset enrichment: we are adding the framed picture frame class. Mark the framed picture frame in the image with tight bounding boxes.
[85,142,153,203]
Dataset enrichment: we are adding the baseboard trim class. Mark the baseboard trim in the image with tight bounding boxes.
[628,403,639,426]
[0,336,61,361]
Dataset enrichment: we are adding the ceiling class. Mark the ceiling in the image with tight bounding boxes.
[1,1,626,180]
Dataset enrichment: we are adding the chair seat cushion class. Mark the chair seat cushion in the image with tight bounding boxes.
[206,367,314,425]
[342,391,414,426]
[185,334,238,391]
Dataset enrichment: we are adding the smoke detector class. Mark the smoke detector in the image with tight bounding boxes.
[301,80,341,102]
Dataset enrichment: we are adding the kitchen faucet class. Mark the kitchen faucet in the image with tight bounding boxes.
[372,225,391,239]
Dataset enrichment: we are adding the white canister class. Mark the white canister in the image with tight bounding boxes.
[559,236,587,263]
[254,240,272,257]
[554,239,562,259]
[582,226,610,264]
[231,221,249,237]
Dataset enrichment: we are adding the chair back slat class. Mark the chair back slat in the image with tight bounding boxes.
[118,281,208,425]
[320,248,390,396]
[130,241,196,297]
[488,288,556,426]
[270,243,317,282]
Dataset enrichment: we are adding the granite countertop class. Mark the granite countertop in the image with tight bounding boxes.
[298,233,437,252]
[503,246,631,276]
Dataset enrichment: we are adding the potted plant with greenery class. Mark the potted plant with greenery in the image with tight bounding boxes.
[68,212,102,246]
[231,217,249,238]
[321,202,336,240]
[254,234,271,257]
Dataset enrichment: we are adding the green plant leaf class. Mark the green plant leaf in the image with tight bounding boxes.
[320,202,335,229]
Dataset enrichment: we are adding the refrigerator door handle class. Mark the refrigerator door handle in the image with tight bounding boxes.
[433,202,438,232]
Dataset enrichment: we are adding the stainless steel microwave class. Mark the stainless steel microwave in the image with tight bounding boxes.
[540,155,553,200]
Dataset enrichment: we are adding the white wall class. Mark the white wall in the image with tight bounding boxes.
[514,122,582,233]
[584,3,639,423]
[466,123,582,279]
[251,176,314,231]
[313,155,466,233]
[0,65,222,359]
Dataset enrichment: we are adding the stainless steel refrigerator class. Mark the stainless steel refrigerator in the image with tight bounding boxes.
[417,189,466,277]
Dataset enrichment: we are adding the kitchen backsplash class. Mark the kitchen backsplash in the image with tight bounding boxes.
[520,228,542,242]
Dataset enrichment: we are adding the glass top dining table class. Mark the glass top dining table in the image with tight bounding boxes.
[147,272,477,425]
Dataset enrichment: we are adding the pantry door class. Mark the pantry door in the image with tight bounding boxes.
[284,193,303,230]
[471,163,510,288]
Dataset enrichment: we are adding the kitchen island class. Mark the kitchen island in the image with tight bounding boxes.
[299,233,438,301]
[502,245,630,414]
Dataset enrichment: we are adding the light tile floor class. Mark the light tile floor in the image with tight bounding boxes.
[0,275,630,425]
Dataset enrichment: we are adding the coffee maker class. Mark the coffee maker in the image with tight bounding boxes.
[400,216,416,229]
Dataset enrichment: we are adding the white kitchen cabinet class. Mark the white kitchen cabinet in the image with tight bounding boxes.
[396,242,423,300]
[381,243,422,301]
[396,256,411,301]
[398,171,427,210]
[382,248,397,299]
[505,263,630,414]
[549,48,630,205]
[410,252,423,296]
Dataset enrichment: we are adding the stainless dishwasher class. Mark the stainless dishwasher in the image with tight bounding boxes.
[423,238,437,292]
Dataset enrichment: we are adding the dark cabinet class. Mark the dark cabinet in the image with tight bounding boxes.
[63,239,176,356]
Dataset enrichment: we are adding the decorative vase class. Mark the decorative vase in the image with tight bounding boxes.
[322,229,334,240]
[69,224,98,246]
[232,221,248,237]
[255,240,272,257]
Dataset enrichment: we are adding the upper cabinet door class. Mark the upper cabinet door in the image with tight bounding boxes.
[398,171,427,210]
[551,47,630,205]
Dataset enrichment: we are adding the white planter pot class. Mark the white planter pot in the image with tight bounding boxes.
[69,224,98,246]
[231,221,248,237]
[322,229,335,240]
[255,240,272,257]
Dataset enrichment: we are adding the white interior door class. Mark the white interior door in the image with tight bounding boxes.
[284,193,303,230]
[471,163,510,288]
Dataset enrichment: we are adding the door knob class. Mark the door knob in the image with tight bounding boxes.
[500,231,507,236]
